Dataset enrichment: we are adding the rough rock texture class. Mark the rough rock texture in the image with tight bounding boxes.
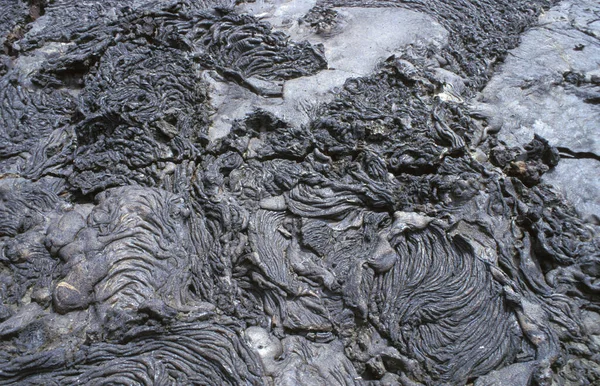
[0,0,599,385]
[475,0,600,222]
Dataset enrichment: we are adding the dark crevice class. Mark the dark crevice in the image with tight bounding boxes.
[557,147,600,162]
[27,0,46,20]
[584,96,600,105]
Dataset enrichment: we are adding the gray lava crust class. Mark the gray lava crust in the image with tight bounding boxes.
[0,0,599,385]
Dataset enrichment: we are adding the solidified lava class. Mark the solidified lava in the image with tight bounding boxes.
[0,0,598,385]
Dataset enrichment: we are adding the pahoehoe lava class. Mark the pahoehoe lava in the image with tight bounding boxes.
[0,0,599,385]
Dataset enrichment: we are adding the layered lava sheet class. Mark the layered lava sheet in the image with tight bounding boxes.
[0,0,599,385]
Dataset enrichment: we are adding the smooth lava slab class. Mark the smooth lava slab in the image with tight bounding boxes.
[472,0,600,221]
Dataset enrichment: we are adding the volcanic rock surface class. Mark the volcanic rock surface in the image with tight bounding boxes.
[0,0,598,385]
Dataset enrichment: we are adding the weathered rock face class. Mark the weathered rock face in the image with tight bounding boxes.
[474,0,600,222]
[0,0,598,385]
